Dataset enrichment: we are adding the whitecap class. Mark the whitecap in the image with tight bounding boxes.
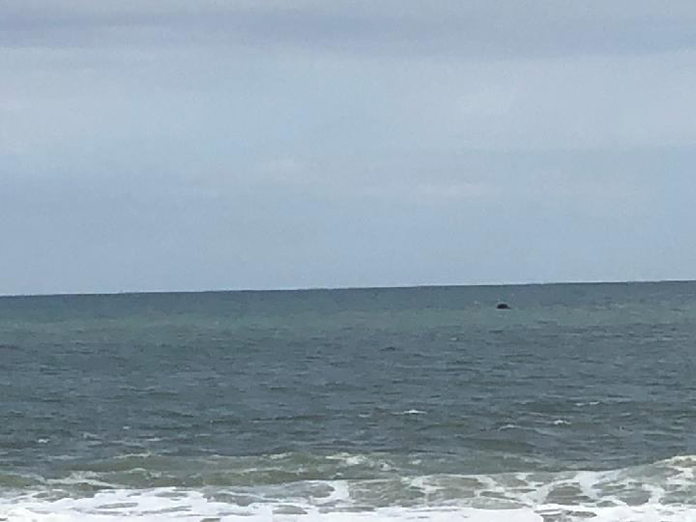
[574,401,601,407]
[395,409,427,416]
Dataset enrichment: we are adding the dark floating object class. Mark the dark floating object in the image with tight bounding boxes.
[496,303,511,310]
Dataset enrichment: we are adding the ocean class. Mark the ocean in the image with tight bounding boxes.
[1,282,695,521]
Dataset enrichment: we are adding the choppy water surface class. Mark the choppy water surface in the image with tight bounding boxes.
[1,282,695,520]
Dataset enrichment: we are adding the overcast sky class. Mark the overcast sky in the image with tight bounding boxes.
[2,1,696,295]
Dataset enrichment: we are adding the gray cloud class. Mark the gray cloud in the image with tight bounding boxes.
[4,1,696,58]
[2,1,696,294]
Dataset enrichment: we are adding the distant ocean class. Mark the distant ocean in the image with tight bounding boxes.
[1,282,695,521]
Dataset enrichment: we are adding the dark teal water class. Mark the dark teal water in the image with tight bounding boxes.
[1,282,695,520]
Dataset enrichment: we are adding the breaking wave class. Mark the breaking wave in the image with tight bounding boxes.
[1,454,695,521]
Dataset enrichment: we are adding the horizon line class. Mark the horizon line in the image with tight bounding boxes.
[1,277,695,299]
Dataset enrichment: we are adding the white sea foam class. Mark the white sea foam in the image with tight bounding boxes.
[1,456,695,521]
[2,492,696,522]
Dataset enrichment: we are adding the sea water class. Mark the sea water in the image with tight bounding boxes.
[1,282,695,521]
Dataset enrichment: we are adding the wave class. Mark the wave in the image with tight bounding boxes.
[1,454,695,520]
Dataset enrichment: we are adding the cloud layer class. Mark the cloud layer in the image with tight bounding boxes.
[2,1,696,294]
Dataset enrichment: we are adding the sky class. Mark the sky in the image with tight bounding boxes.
[2,1,696,295]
